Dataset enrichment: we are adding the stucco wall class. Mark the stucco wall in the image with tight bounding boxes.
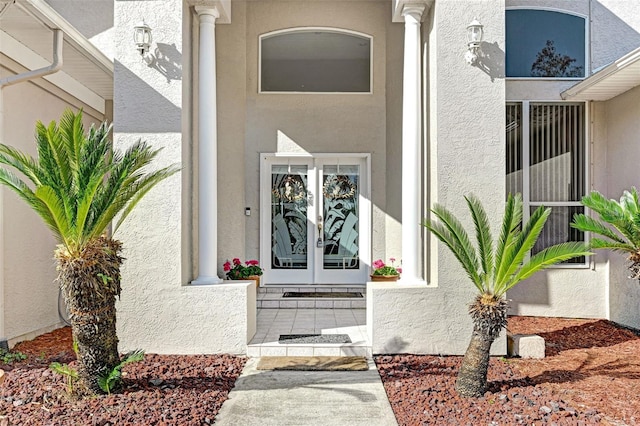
[502,0,639,319]
[235,0,391,267]
[414,0,507,355]
[602,84,640,330]
[113,1,257,354]
[1,63,105,345]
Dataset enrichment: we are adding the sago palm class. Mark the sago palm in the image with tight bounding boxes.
[423,193,590,397]
[0,109,178,394]
[572,188,640,279]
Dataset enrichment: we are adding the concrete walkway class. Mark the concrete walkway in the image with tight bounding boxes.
[214,357,398,425]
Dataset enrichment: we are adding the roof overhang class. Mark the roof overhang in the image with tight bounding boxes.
[0,0,113,109]
[561,46,640,101]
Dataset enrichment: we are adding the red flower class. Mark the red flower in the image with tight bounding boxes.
[233,258,241,266]
[246,260,259,266]
[223,261,231,272]
[372,259,385,270]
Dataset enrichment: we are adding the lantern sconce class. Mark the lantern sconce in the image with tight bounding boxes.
[465,18,484,65]
[133,21,155,65]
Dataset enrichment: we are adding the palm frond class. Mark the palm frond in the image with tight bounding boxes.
[465,194,494,282]
[113,165,180,233]
[504,242,591,294]
[571,214,628,245]
[589,238,636,253]
[494,194,522,285]
[429,203,481,285]
[423,218,484,292]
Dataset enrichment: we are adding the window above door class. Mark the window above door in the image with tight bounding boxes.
[259,28,372,93]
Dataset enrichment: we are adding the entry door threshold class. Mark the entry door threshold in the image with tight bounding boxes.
[257,285,367,309]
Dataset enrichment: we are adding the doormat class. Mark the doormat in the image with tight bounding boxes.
[257,356,369,371]
[282,291,363,298]
[278,334,352,344]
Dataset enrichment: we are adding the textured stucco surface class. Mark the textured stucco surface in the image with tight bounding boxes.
[422,0,507,353]
[113,1,257,354]
[118,282,256,354]
[602,84,640,330]
[1,64,104,344]
[502,0,640,320]
[367,282,506,355]
[240,0,391,266]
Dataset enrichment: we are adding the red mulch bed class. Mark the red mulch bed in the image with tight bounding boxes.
[0,327,246,425]
[1,317,639,425]
[376,316,640,425]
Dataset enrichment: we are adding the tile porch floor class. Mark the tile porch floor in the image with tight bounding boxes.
[247,308,369,357]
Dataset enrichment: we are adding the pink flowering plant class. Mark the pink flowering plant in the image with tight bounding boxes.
[223,258,263,280]
[371,258,402,276]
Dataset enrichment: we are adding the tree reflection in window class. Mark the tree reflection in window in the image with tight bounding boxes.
[506,9,586,78]
[531,40,583,77]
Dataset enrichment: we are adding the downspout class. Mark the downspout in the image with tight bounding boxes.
[0,28,64,348]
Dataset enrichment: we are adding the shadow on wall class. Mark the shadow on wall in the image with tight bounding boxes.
[380,336,409,354]
[152,43,183,83]
[592,1,640,69]
[474,41,505,82]
[506,272,551,314]
[114,60,181,133]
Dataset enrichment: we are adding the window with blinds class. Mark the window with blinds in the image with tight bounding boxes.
[506,102,587,265]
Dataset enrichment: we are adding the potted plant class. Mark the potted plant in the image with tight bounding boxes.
[224,258,264,287]
[370,258,402,281]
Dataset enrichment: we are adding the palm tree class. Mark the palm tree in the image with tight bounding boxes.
[0,109,178,394]
[572,188,640,280]
[423,193,590,397]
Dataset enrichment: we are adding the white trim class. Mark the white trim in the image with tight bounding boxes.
[0,30,105,113]
[258,27,373,95]
[260,153,371,285]
[561,47,640,101]
[15,0,113,75]
[505,6,589,79]
[508,100,590,268]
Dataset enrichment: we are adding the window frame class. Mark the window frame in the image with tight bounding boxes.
[506,100,591,268]
[258,27,374,95]
[505,7,590,81]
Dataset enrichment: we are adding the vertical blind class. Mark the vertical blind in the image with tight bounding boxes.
[506,102,586,263]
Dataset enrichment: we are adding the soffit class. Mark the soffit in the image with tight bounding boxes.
[561,47,640,101]
[0,0,113,100]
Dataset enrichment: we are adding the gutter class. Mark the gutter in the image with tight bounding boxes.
[0,15,63,349]
[0,29,64,87]
[561,47,640,100]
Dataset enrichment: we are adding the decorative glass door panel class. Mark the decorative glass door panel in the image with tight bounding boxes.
[321,165,359,271]
[261,155,369,285]
[271,165,309,271]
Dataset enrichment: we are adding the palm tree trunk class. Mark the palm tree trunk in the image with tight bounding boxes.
[455,327,495,397]
[56,237,123,395]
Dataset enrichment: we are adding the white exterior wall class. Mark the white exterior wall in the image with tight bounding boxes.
[0,61,105,345]
[503,0,640,320]
[602,85,640,329]
[370,0,507,356]
[114,1,256,354]
[237,0,392,265]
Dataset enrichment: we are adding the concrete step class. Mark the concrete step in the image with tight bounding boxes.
[257,285,366,309]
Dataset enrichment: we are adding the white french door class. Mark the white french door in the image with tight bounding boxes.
[260,154,370,284]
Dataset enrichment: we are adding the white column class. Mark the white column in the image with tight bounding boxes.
[192,7,223,284]
[401,4,425,283]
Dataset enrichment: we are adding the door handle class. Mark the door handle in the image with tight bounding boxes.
[317,215,323,248]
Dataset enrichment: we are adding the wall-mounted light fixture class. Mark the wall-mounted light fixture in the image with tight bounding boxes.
[133,21,155,65]
[465,18,484,65]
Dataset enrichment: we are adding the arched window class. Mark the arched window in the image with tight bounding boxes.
[506,9,587,78]
[259,28,372,93]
